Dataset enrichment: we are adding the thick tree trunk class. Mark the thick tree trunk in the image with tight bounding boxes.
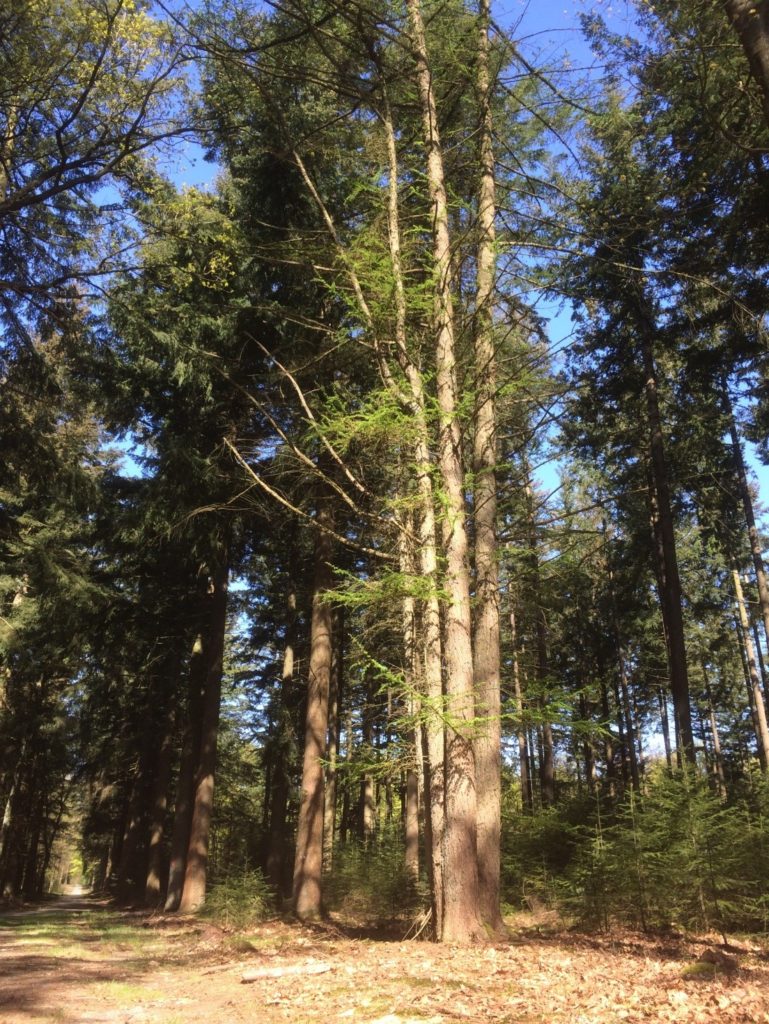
[178,560,229,913]
[640,329,695,763]
[323,606,343,868]
[733,568,769,771]
[292,507,334,921]
[724,0,769,130]
[407,0,483,944]
[165,622,208,912]
[145,702,176,906]
[472,0,503,937]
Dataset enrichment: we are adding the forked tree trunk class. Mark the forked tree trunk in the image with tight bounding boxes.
[292,507,334,920]
[472,0,503,937]
[178,560,229,913]
[382,96,445,934]
[407,0,483,944]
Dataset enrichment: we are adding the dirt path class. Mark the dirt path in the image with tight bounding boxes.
[1,899,768,1023]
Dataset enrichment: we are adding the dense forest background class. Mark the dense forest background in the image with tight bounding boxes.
[4,0,769,944]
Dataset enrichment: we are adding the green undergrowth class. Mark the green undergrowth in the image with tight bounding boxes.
[503,767,769,935]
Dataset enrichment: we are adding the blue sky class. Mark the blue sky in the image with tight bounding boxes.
[141,0,768,523]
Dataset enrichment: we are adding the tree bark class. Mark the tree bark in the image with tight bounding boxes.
[178,559,229,913]
[733,568,769,771]
[472,0,503,937]
[322,606,343,869]
[725,389,769,674]
[165,621,208,912]
[145,701,176,906]
[407,0,483,944]
[640,326,695,763]
[292,506,334,921]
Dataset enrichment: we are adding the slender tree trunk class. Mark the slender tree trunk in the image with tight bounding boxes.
[266,581,297,896]
[407,0,483,943]
[472,0,503,937]
[579,693,596,796]
[733,568,769,771]
[658,688,673,770]
[702,662,727,798]
[293,507,334,921]
[511,612,533,812]
[600,678,618,799]
[382,90,445,935]
[400,528,420,883]
[639,326,695,763]
[724,387,769,673]
[178,560,229,913]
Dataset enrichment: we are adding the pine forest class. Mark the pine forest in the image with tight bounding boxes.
[6,1,769,998]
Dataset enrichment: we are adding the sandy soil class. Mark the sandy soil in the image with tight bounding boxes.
[1,898,768,1023]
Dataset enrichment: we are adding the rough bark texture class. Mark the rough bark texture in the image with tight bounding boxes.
[292,508,334,921]
[164,626,207,912]
[472,0,503,937]
[178,562,229,913]
[407,0,483,944]
[144,702,176,906]
[383,100,444,935]
[323,607,343,869]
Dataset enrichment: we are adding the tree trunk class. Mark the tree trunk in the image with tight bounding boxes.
[407,0,483,944]
[165,622,208,912]
[471,0,503,937]
[323,606,343,869]
[725,389,769,675]
[382,91,444,936]
[511,612,533,812]
[178,559,229,913]
[658,688,673,770]
[639,325,695,763]
[733,568,769,771]
[145,701,176,906]
[292,506,334,920]
[702,662,727,798]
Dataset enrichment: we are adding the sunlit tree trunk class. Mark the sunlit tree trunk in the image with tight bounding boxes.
[733,568,769,771]
[472,0,503,937]
[407,0,483,943]
[293,507,334,920]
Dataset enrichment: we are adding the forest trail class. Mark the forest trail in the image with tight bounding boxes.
[0,900,768,1024]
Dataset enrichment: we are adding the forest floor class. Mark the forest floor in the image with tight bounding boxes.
[1,897,768,1024]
